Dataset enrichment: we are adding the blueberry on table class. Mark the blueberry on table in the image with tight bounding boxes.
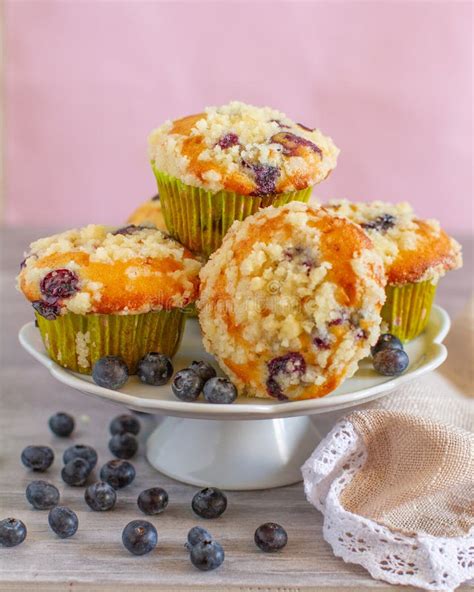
[137,352,173,386]
[373,348,409,376]
[137,487,169,515]
[100,460,136,489]
[48,506,78,538]
[26,480,60,510]
[203,377,237,404]
[61,457,92,487]
[109,433,138,459]
[192,487,227,519]
[190,540,225,571]
[122,520,157,556]
[63,444,98,470]
[0,518,27,547]
[21,445,54,472]
[92,356,129,390]
[254,522,288,552]
[109,414,141,436]
[189,361,216,383]
[171,369,203,402]
[48,412,75,437]
[371,333,404,357]
[186,526,213,548]
[84,481,117,511]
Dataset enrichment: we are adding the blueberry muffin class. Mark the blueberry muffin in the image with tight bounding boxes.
[17,225,201,373]
[127,194,166,231]
[148,101,339,257]
[198,202,385,400]
[324,200,462,341]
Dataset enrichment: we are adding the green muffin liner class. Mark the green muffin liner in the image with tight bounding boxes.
[153,168,312,258]
[35,309,186,375]
[381,280,437,342]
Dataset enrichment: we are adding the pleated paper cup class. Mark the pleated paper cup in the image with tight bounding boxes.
[381,280,437,342]
[153,168,312,258]
[35,309,186,375]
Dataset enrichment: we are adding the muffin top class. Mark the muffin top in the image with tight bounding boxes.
[198,202,386,401]
[324,200,462,285]
[148,101,339,196]
[127,195,166,232]
[18,225,201,318]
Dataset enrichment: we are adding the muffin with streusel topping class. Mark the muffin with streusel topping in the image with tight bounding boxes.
[128,194,166,231]
[324,200,462,341]
[17,225,201,374]
[148,101,339,258]
[198,202,386,400]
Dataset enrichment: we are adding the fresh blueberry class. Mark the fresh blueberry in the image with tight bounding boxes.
[109,433,138,459]
[32,300,60,320]
[172,369,203,402]
[26,480,59,510]
[84,481,117,511]
[190,540,225,571]
[203,377,237,404]
[0,518,27,547]
[254,522,288,552]
[48,412,75,437]
[189,361,216,383]
[373,348,409,376]
[63,444,98,470]
[48,506,78,538]
[100,460,136,489]
[92,356,129,390]
[109,414,141,436]
[40,269,79,300]
[61,458,92,487]
[137,488,168,515]
[371,333,404,357]
[137,352,173,386]
[122,520,157,555]
[192,487,227,519]
[186,526,213,548]
[21,445,54,472]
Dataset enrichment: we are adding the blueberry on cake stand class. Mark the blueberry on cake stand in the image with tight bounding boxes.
[19,306,449,490]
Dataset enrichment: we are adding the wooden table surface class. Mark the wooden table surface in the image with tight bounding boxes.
[1,228,472,592]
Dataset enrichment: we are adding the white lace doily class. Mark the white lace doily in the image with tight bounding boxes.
[302,420,474,591]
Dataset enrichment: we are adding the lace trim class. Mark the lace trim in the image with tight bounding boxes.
[302,420,474,591]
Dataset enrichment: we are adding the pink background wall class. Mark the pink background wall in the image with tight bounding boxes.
[4,1,473,232]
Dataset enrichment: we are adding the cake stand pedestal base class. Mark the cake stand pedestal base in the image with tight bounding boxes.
[146,413,340,490]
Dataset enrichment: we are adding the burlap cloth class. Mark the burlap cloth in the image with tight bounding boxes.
[303,298,474,591]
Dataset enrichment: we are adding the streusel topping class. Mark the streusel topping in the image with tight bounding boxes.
[18,225,201,317]
[148,101,339,195]
[198,202,386,400]
[324,200,462,284]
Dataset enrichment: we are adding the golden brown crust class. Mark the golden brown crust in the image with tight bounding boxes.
[127,197,166,231]
[18,225,201,316]
[324,200,462,285]
[388,221,461,285]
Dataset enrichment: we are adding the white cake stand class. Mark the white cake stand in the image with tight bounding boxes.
[19,306,450,490]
